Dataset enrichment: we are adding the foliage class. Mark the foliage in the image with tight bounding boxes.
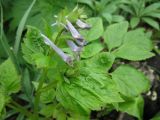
[120,0,160,30]
[78,0,125,24]
[1,0,160,119]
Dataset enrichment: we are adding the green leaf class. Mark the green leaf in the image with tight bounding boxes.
[118,95,144,120]
[22,69,33,101]
[80,17,104,42]
[151,112,160,120]
[111,65,150,97]
[142,2,160,15]
[112,15,125,23]
[84,52,115,73]
[103,21,128,51]
[32,82,56,103]
[81,41,104,58]
[102,13,112,24]
[130,17,140,28]
[22,26,49,66]
[0,59,21,94]
[57,73,123,115]
[113,29,154,60]
[145,12,160,19]
[14,0,36,55]
[142,17,159,30]
[40,104,55,117]
[0,89,5,114]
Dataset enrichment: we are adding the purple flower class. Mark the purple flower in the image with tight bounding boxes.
[41,33,73,65]
[67,40,82,52]
[76,19,91,29]
[66,19,83,40]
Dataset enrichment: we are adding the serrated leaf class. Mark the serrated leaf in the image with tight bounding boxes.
[118,95,144,120]
[113,29,154,60]
[111,65,150,97]
[80,17,104,42]
[142,17,159,30]
[81,41,104,58]
[0,59,21,94]
[22,26,49,66]
[130,17,140,28]
[103,21,128,51]
[57,73,123,115]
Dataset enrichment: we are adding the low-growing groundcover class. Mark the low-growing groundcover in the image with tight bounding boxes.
[0,0,160,120]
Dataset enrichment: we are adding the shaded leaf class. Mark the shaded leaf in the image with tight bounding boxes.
[118,95,144,120]
[142,17,159,30]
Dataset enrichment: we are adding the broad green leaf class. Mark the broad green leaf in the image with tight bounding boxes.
[142,17,159,30]
[0,59,21,94]
[118,96,144,120]
[112,15,125,23]
[113,29,154,60]
[103,22,128,51]
[84,52,115,73]
[57,73,123,115]
[111,65,150,97]
[14,0,36,54]
[80,17,104,42]
[81,41,104,58]
[130,17,140,28]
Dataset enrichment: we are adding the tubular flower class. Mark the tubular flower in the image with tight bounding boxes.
[41,33,73,65]
[66,19,87,46]
[76,19,91,29]
[67,40,82,52]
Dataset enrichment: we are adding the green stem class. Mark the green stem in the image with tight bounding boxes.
[7,100,32,118]
[33,69,47,119]
[0,2,21,74]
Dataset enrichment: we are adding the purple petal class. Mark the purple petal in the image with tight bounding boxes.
[41,33,73,65]
[76,19,91,29]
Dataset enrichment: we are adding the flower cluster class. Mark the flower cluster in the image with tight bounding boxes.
[41,19,91,65]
